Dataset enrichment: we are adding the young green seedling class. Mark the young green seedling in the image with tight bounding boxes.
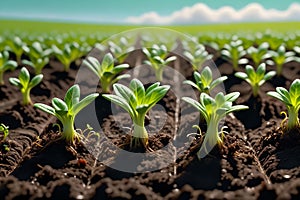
[52,42,83,71]
[235,63,276,97]
[221,39,248,71]
[247,42,271,68]
[9,67,43,105]
[183,66,227,94]
[0,51,18,85]
[22,41,52,74]
[0,123,9,142]
[143,44,176,81]
[267,45,296,76]
[83,53,130,93]
[103,79,170,150]
[182,92,248,159]
[108,37,134,63]
[184,44,213,71]
[7,36,28,65]
[34,84,99,144]
[267,79,300,130]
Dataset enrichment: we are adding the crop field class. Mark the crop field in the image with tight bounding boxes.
[0,19,300,199]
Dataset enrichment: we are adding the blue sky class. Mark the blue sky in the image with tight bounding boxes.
[0,0,299,24]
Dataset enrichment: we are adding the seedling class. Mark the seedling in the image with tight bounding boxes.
[267,45,296,76]
[108,37,134,63]
[6,36,28,65]
[267,79,300,130]
[0,51,18,85]
[52,42,83,71]
[247,42,271,67]
[22,41,52,74]
[183,66,227,94]
[83,53,130,93]
[9,67,43,105]
[221,39,248,71]
[182,92,248,159]
[235,63,276,97]
[34,84,99,144]
[0,123,9,142]
[143,44,176,81]
[103,79,170,150]
[184,44,213,71]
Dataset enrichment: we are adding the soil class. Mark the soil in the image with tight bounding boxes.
[0,46,300,199]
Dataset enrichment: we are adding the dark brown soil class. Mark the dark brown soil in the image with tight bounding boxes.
[0,46,300,199]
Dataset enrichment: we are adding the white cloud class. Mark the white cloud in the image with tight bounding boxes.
[125,3,300,24]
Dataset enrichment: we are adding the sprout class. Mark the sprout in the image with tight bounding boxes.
[22,41,52,74]
[182,92,248,159]
[108,37,134,63]
[235,63,276,97]
[183,66,227,94]
[143,44,176,81]
[247,42,271,68]
[34,84,99,144]
[221,39,248,71]
[267,45,296,76]
[267,79,300,130]
[6,36,28,64]
[83,53,130,93]
[9,67,43,105]
[103,79,170,150]
[0,51,18,85]
[184,44,213,71]
[0,123,9,142]
[52,42,83,71]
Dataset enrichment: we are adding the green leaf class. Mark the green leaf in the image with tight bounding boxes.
[102,53,114,69]
[183,80,199,90]
[226,105,249,114]
[52,98,68,112]
[234,72,248,80]
[264,71,276,81]
[225,92,240,102]
[182,97,207,119]
[84,57,100,76]
[201,66,213,86]
[34,103,55,115]
[113,64,129,74]
[210,76,227,90]
[144,85,170,107]
[3,60,18,71]
[19,67,30,86]
[73,93,99,115]
[129,79,145,102]
[290,79,300,99]
[28,74,43,88]
[113,83,137,107]
[145,82,160,94]
[276,87,291,104]
[9,78,22,88]
[113,74,131,83]
[102,94,135,117]
[64,84,80,109]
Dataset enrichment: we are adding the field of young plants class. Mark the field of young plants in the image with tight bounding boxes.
[0,25,300,199]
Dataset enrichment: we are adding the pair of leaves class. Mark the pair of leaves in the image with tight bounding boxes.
[184,66,227,94]
[235,63,276,87]
[184,45,213,70]
[9,67,43,90]
[34,84,99,118]
[103,79,170,122]
[267,79,300,111]
[182,92,248,123]
[83,53,130,92]
[0,51,18,72]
